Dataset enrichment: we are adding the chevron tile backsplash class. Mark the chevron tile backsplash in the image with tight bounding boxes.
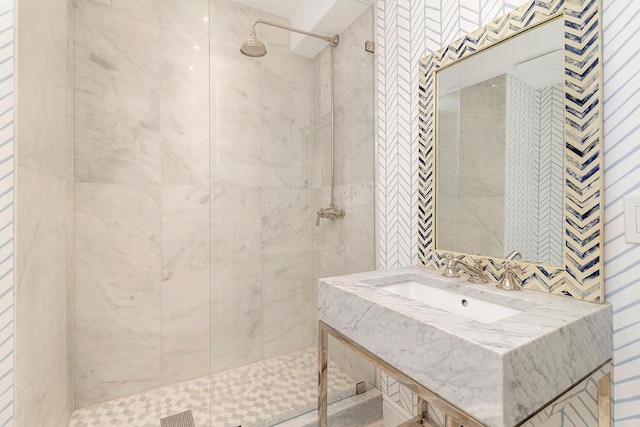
[0,3,13,426]
[377,0,640,424]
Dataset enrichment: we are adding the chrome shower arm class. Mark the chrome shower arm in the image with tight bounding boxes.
[251,19,339,46]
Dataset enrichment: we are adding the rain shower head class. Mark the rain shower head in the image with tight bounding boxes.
[240,29,267,57]
[240,19,338,59]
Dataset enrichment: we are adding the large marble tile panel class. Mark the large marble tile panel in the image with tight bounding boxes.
[210,248,263,374]
[210,51,262,188]
[210,185,261,255]
[16,0,72,181]
[161,185,210,385]
[74,0,161,185]
[333,8,374,111]
[261,187,312,253]
[260,58,313,188]
[310,122,331,189]
[15,166,54,291]
[336,183,375,254]
[210,0,260,54]
[15,168,71,427]
[336,98,375,187]
[160,0,210,185]
[74,183,162,407]
[261,250,314,359]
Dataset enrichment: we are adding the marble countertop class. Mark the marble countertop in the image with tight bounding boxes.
[318,266,612,426]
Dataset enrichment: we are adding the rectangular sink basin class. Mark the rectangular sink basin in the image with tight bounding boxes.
[378,280,522,324]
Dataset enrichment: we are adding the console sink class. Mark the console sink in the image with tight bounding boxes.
[318,267,612,426]
[378,280,522,324]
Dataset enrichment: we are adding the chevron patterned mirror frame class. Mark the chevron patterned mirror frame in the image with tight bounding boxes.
[417,0,604,303]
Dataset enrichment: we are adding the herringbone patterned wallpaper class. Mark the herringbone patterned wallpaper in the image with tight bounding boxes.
[0,3,13,425]
[377,0,640,423]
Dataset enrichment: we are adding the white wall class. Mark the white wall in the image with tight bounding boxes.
[377,0,640,423]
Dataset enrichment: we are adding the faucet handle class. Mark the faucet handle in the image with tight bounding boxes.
[442,253,463,277]
[497,262,522,290]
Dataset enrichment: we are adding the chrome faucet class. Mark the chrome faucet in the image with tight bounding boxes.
[315,203,345,226]
[442,253,489,284]
[497,262,522,290]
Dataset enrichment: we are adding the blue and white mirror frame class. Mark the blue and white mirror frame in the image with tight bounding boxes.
[418,0,605,303]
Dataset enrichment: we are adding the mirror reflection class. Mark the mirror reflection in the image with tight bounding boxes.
[435,18,565,266]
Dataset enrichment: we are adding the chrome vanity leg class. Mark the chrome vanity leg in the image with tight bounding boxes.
[318,324,328,427]
[598,372,611,427]
[445,414,464,427]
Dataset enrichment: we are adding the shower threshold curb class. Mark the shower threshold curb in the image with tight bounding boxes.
[274,389,383,427]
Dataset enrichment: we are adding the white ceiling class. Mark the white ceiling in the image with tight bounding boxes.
[230,0,375,57]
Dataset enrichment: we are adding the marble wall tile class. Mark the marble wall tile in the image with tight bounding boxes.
[261,250,314,359]
[210,51,262,188]
[14,0,74,424]
[16,0,73,181]
[74,0,161,185]
[160,0,210,185]
[74,183,162,407]
[210,185,262,373]
[262,187,313,253]
[210,248,262,373]
[210,0,262,54]
[161,185,210,384]
[260,62,313,189]
[15,169,71,427]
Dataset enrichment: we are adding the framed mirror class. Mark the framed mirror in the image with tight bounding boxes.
[418,0,604,302]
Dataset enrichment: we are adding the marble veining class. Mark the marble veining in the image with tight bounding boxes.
[318,267,612,426]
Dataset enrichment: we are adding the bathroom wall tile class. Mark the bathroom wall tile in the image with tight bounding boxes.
[339,183,376,254]
[16,0,72,181]
[160,0,210,185]
[161,185,210,385]
[260,58,313,189]
[210,248,263,374]
[210,185,263,373]
[210,0,261,54]
[337,98,375,187]
[311,121,331,189]
[74,0,161,185]
[74,183,162,407]
[14,0,74,424]
[262,250,314,359]
[333,8,375,112]
[262,187,313,253]
[210,51,262,188]
[15,168,71,427]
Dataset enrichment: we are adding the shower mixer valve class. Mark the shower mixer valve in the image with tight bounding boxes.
[316,203,345,226]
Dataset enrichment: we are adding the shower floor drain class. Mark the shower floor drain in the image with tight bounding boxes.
[160,410,196,427]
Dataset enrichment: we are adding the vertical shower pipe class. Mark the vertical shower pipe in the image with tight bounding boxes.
[330,41,335,210]
[315,36,345,225]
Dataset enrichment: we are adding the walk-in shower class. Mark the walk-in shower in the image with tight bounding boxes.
[241,19,346,227]
[68,1,376,425]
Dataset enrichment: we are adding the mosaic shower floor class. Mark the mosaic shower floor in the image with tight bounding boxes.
[69,346,358,427]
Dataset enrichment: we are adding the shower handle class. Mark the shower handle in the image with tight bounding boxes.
[316,204,345,226]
